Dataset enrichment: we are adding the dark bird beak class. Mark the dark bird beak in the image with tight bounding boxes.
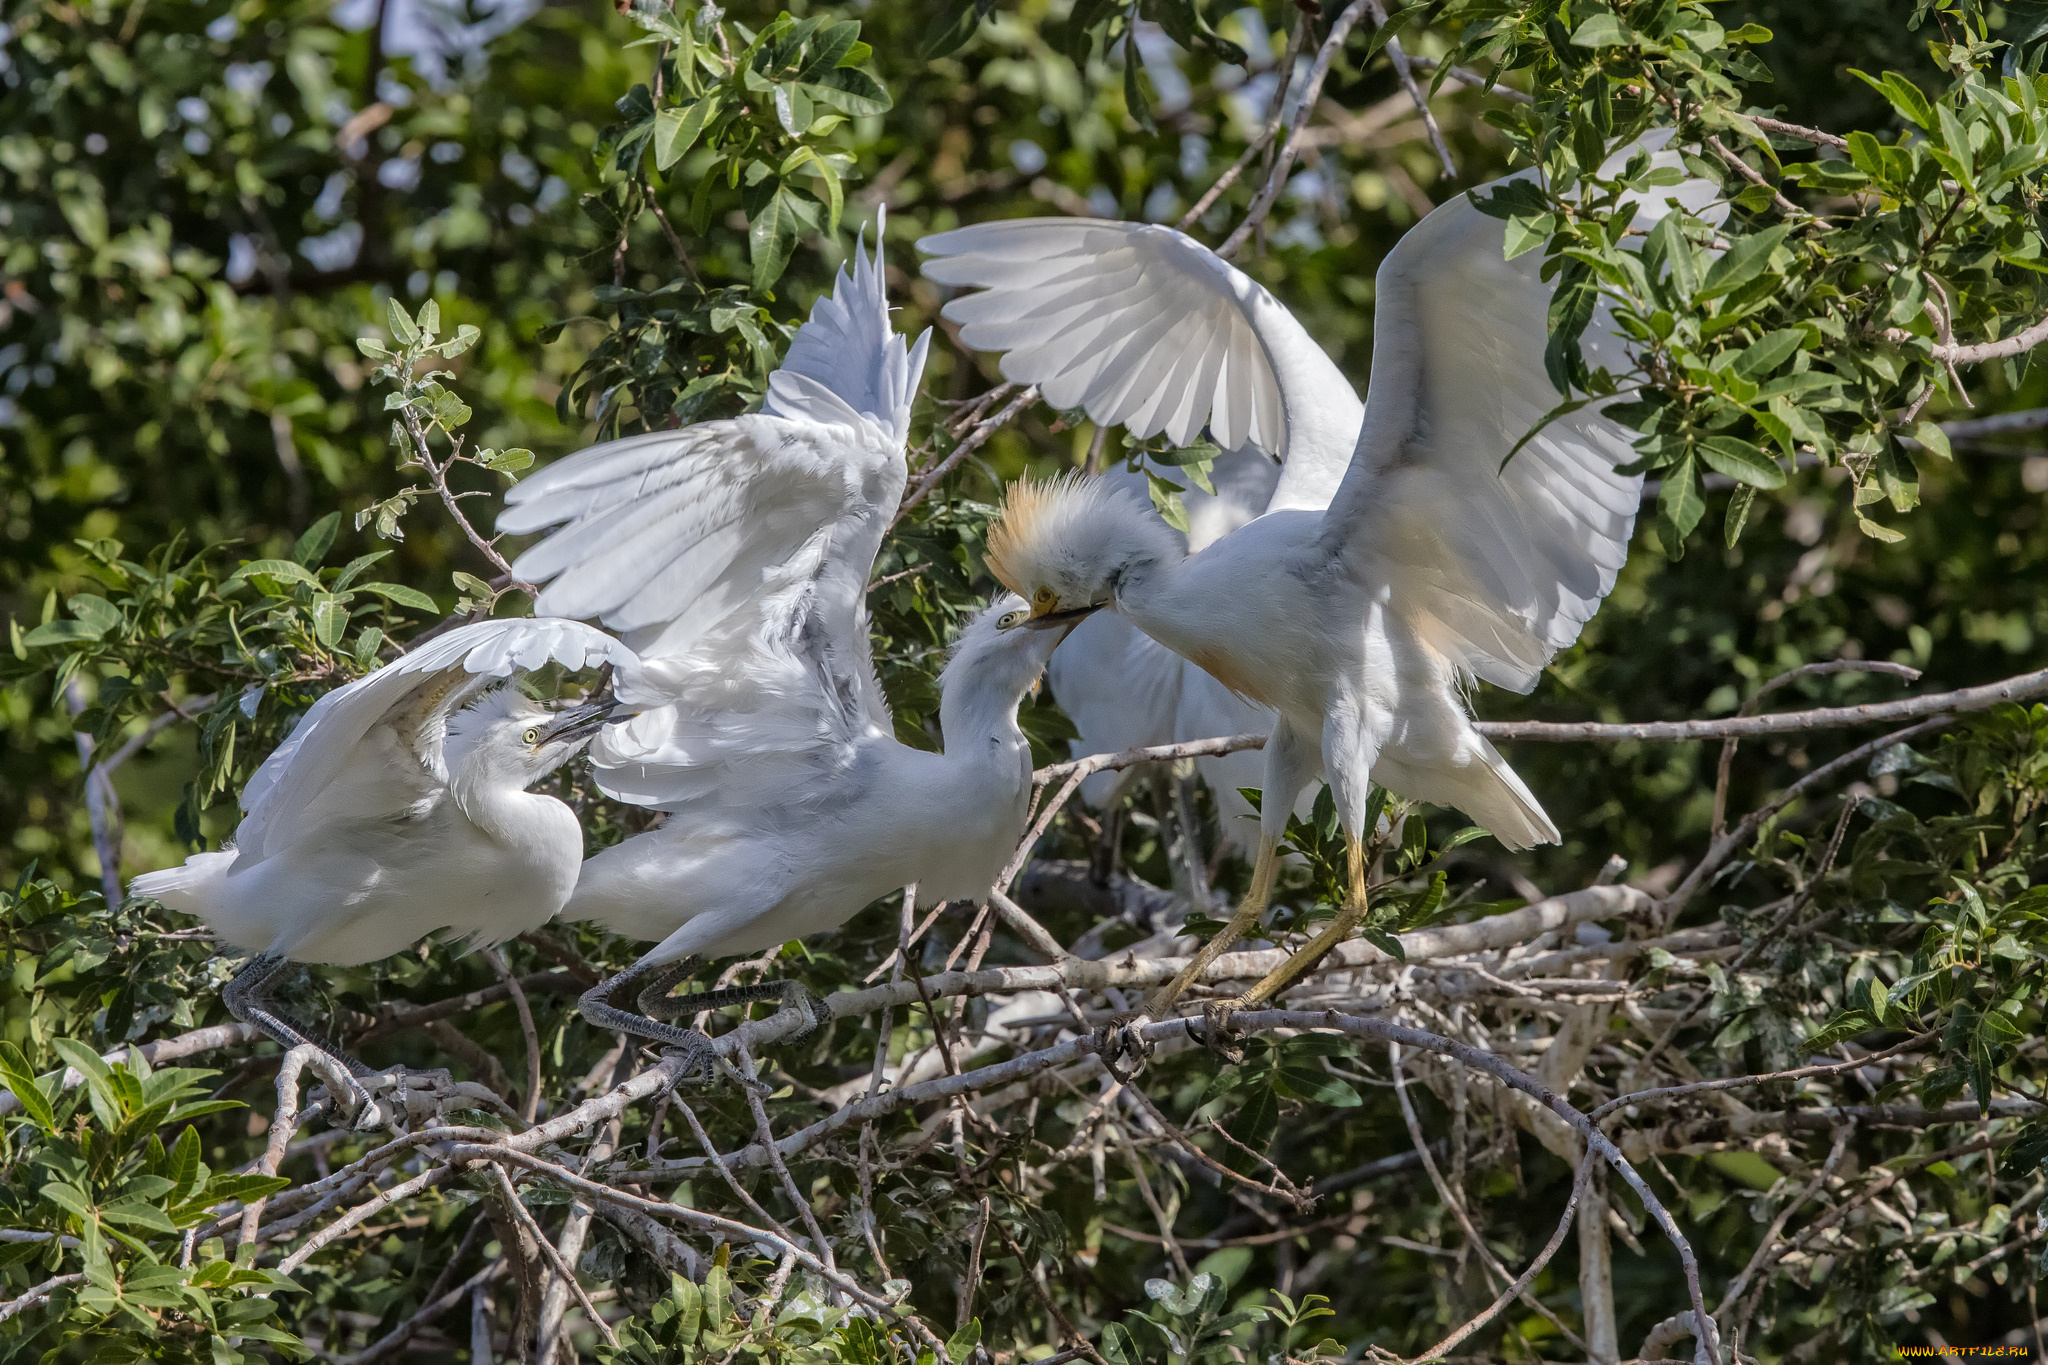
[539,695,616,746]
[1025,602,1104,630]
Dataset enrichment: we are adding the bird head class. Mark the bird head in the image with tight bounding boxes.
[940,592,1088,722]
[983,474,1179,626]
[445,686,617,789]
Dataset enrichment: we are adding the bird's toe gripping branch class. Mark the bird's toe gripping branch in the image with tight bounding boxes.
[222,952,383,1130]
[1091,1012,1156,1084]
[581,962,785,1096]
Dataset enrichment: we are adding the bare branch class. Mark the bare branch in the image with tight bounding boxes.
[1220,0,1377,260]
[485,947,544,1124]
[1363,0,1456,178]
[893,385,1040,525]
[1747,114,1850,152]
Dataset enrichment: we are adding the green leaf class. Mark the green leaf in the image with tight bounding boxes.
[945,1319,981,1363]
[20,619,101,647]
[386,298,420,346]
[1698,224,1793,301]
[310,594,347,648]
[654,94,720,171]
[1569,14,1632,46]
[439,324,482,359]
[748,186,806,292]
[51,1036,112,1087]
[1731,329,1806,380]
[330,551,392,592]
[417,299,441,335]
[0,1042,55,1131]
[1145,471,1191,534]
[1724,484,1756,547]
[1696,436,1786,489]
[921,0,993,57]
[204,1174,292,1204]
[807,65,892,117]
[1656,454,1705,556]
[355,582,439,612]
[100,1199,178,1234]
[1502,211,1556,260]
[41,1181,96,1224]
[1911,420,1952,461]
[1271,1065,1362,1107]
[451,572,497,603]
[292,511,341,567]
[480,447,535,475]
[225,559,323,591]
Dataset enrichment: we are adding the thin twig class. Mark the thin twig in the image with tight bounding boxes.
[0,1274,85,1326]
[1179,17,1312,229]
[1363,0,1454,177]
[893,385,1041,525]
[486,947,544,1124]
[241,1046,322,1247]
[1389,1043,1588,1351]
[1414,1155,1596,1362]
[481,1163,620,1349]
[1220,0,1376,259]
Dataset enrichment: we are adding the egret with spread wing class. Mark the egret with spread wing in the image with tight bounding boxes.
[921,146,1719,1062]
[497,225,1085,1072]
[132,617,628,1123]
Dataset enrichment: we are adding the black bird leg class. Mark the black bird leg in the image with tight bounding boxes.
[636,957,832,1054]
[222,953,377,1129]
[578,961,728,1092]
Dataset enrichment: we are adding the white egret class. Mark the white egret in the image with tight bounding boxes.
[919,148,1718,1053]
[132,617,628,1123]
[1047,447,1279,853]
[496,224,1086,1070]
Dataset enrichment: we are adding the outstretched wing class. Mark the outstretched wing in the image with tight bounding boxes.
[584,570,895,812]
[502,226,929,675]
[918,219,1362,511]
[234,617,631,862]
[1319,141,1721,693]
[498,223,929,810]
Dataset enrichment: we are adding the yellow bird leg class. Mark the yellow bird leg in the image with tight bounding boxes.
[1231,829,1370,1010]
[1142,829,1280,1017]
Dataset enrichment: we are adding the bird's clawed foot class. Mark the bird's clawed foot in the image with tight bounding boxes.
[1092,1012,1155,1083]
[304,1061,382,1133]
[1191,999,1248,1065]
[305,1065,515,1133]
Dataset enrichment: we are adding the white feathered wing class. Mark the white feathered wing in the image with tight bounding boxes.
[498,225,931,814]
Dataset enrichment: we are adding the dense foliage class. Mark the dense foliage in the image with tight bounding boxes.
[8,0,2048,1360]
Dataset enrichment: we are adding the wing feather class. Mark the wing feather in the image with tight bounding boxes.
[235,618,632,863]
[1320,141,1720,691]
[501,224,926,811]
[920,219,1363,503]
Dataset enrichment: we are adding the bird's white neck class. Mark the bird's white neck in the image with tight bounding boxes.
[450,771,568,851]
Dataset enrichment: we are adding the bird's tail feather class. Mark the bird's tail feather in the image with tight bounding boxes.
[1380,742,1560,853]
[129,850,237,913]
[765,205,932,442]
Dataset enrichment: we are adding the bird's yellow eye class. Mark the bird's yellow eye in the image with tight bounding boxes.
[1032,586,1056,607]
[997,610,1026,630]
[523,728,540,745]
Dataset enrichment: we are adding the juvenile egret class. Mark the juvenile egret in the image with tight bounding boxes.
[920,149,1718,1055]
[498,223,1084,1067]
[132,617,628,1123]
